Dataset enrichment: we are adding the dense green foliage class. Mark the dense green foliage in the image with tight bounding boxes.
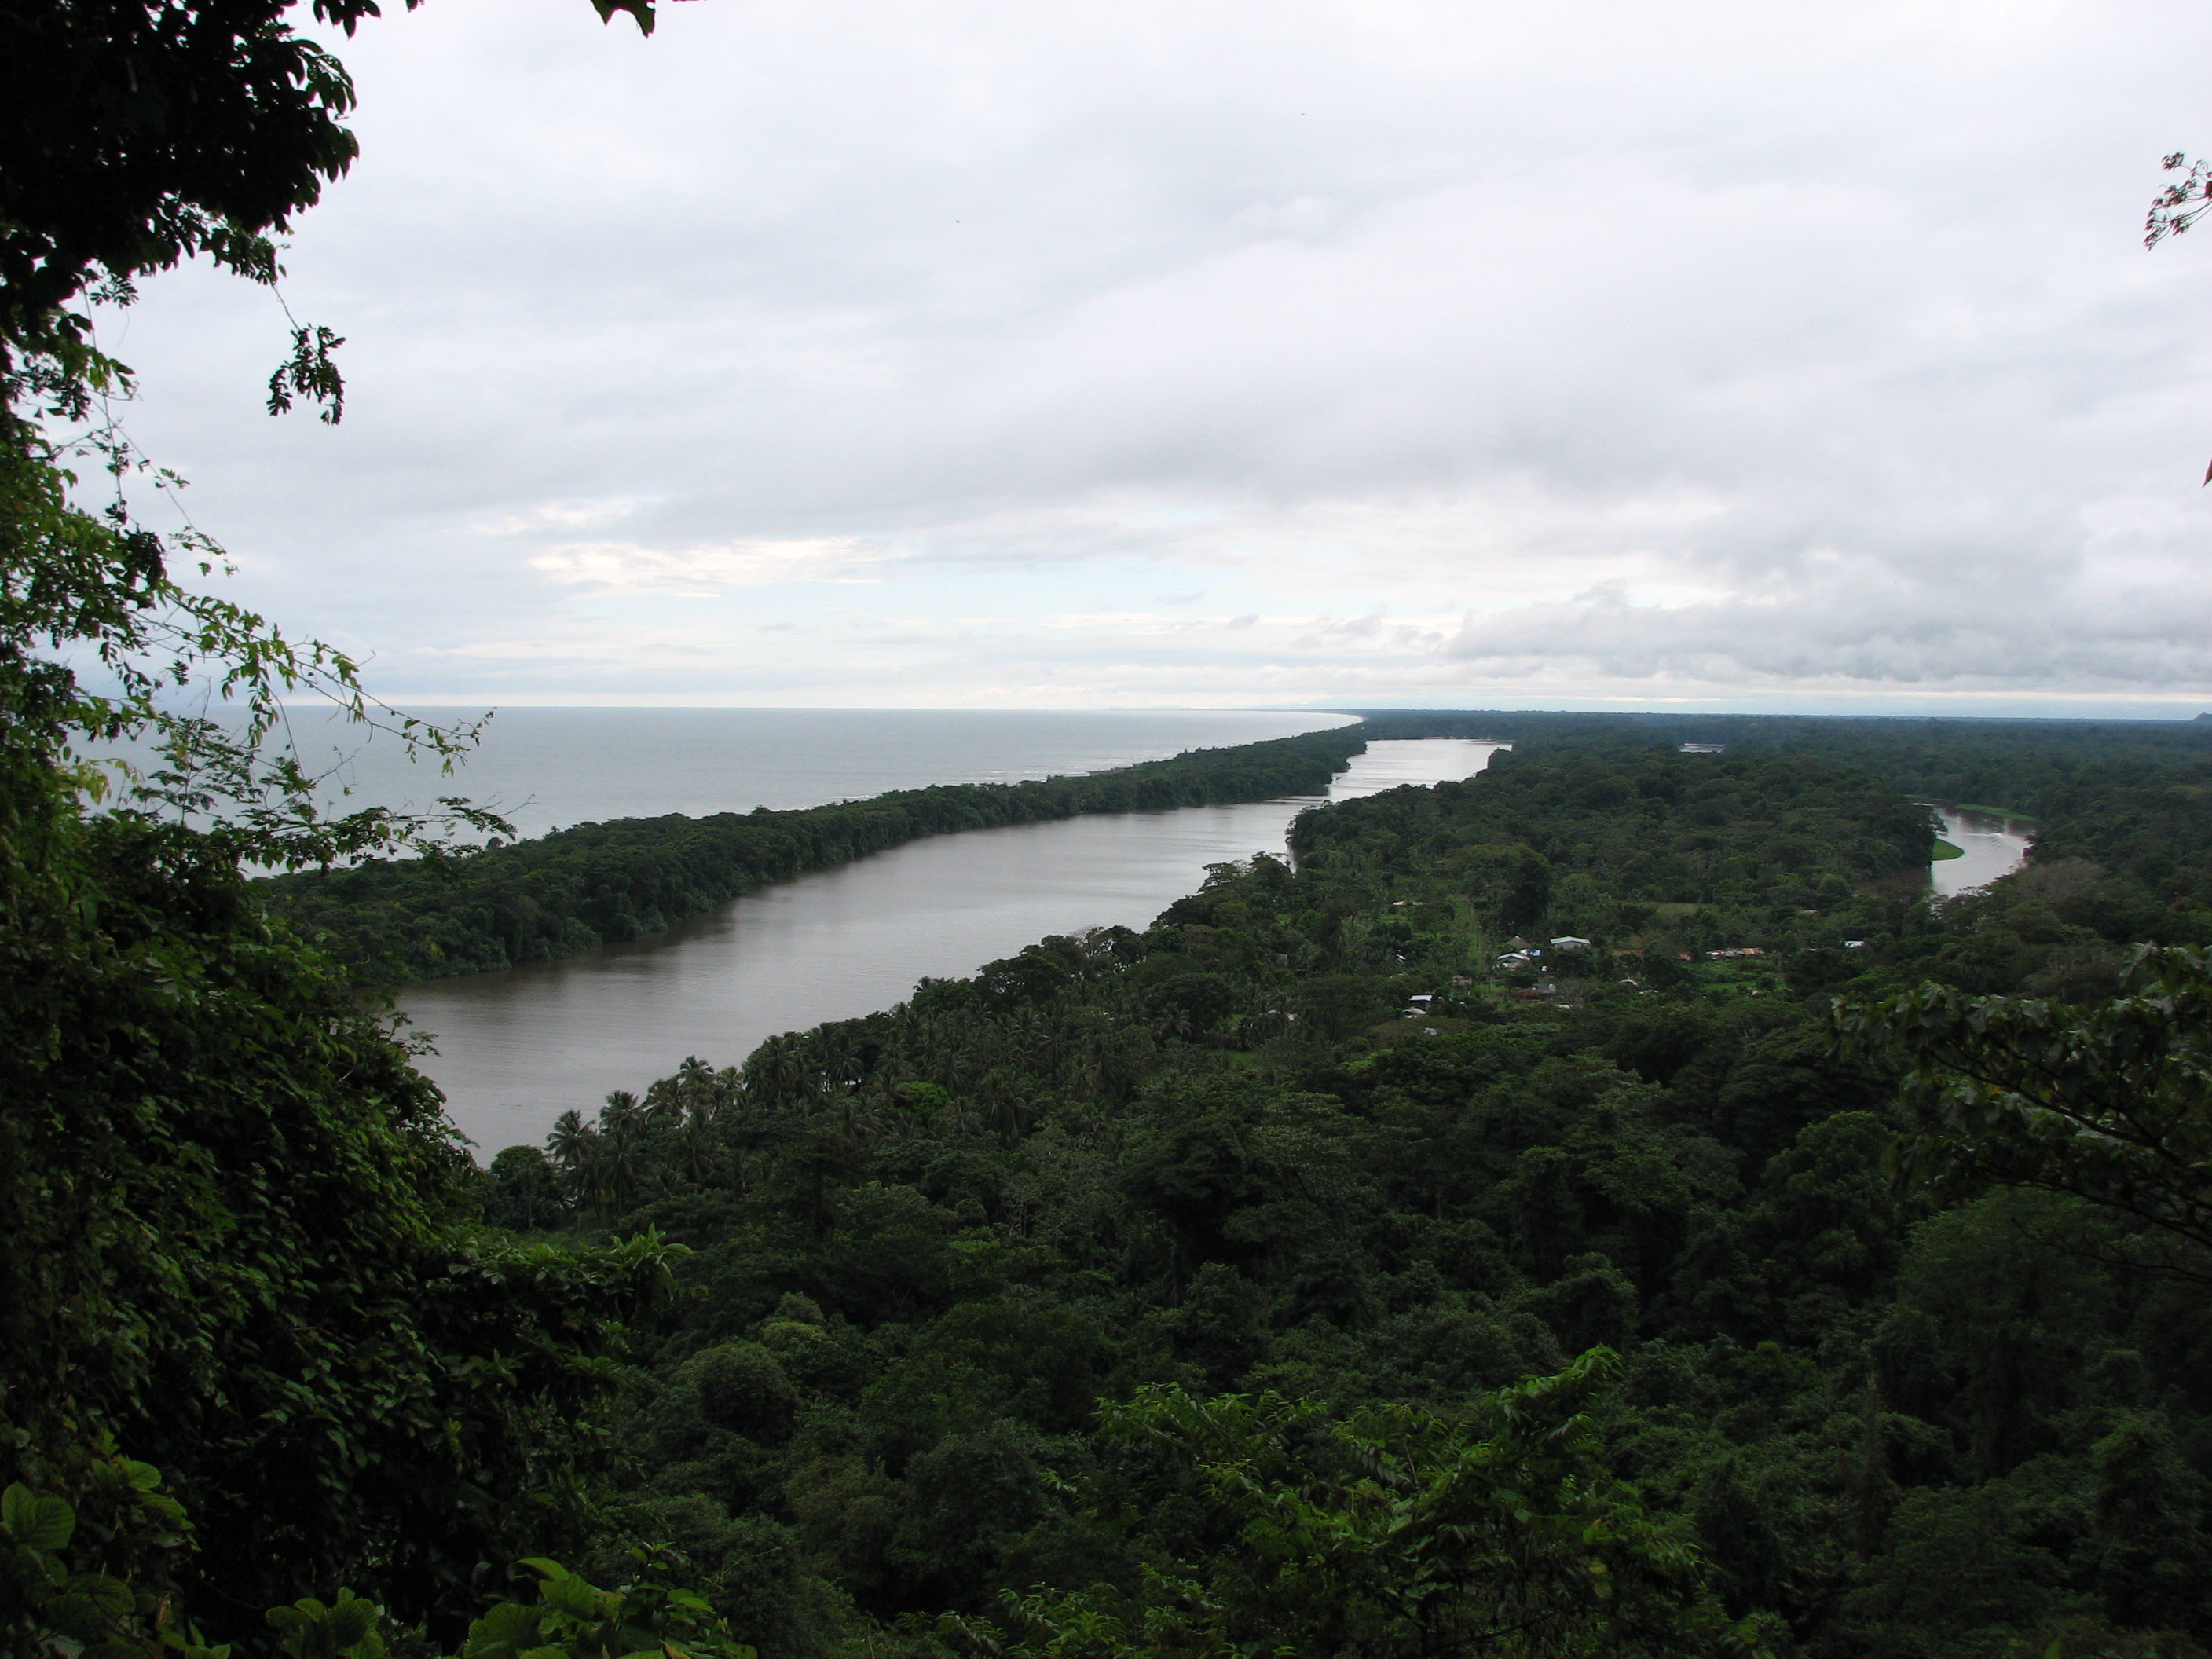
[986,1357,1752,1659]
[457,736,2212,1659]
[1360,711,2212,977]
[1,4,681,1621]
[1841,943,2212,1269]
[0,1473,757,1659]
[13,11,2212,1656]
[0,739,687,1632]
[257,727,1368,980]
[1353,709,2212,806]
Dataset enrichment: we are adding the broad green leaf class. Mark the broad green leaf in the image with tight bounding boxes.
[537,1576,606,1621]
[466,1599,547,1657]
[61,1572,134,1617]
[3,1484,74,1550]
[327,1598,372,1647]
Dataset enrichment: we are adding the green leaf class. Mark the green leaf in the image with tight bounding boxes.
[60,1572,135,1617]
[326,1596,372,1648]
[3,1484,75,1550]
[467,1600,546,1656]
[537,1577,606,1621]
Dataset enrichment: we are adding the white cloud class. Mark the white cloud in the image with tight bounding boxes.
[529,537,893,592]
[97,0,2212,711]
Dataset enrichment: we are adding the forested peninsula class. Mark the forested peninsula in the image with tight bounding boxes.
[456,730,2212,1659]
[258,725,1369,980]
[266,709,2212,989]
[20,4,2212,1659]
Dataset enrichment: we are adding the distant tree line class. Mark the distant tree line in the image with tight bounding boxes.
[258,727,1368,980]
[1354,708,2212,823]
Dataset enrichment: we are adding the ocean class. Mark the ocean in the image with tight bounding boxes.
[261,706,1361,840]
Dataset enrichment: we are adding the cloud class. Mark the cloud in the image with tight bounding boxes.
[1448,571,2212,689]
[529,538,894,592]
[94,0,2212,709]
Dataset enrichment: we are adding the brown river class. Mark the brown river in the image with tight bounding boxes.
[401,749,2034,1156]
[403,738,1506,1154]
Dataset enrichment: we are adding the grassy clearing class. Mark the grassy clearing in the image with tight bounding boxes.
[1931,840,1966,861]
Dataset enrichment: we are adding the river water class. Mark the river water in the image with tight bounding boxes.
[1930,806,2034,897]
[406,738,1505,1155]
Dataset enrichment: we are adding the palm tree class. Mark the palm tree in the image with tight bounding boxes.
[745,1034,808,1107]
[600,1089,643,1132]
[674,1104,723,1188]
[813,1026,866,1097]
[976,1068,1029,1147]
[548,1109,593,1207]
[596,1111,644,1215]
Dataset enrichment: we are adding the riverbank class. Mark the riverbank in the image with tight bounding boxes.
[262,725,1369,982]
[403,739,1501,1152]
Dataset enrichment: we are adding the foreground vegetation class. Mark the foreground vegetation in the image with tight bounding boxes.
[12,4,2212,1657]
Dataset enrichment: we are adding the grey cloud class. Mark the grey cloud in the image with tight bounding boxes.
[1448,576,2212,687]
[92,0,2212,707]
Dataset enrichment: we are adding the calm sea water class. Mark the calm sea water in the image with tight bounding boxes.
[402,738,1507,1155]
[260,707,1359,840]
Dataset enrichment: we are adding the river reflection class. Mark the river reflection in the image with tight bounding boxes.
[1931,806,2034,897]
[405,738,1504,1155]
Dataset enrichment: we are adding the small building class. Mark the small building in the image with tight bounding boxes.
[1679,742,1726,753]
[1550,936,1591,952]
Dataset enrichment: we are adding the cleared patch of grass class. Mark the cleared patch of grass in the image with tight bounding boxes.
[1953,803,2033,821]
[1931,839,1966,861]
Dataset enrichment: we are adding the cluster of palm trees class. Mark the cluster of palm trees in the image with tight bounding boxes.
[544,1053,740,1215]
[520,928,1311,1229]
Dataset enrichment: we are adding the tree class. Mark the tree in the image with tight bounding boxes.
[989,1353,1763,1659]
[1835,944,2212,1276]
[1,1470,760,1659]
[1,0,662,392]
[2144,152,2212,483]
[1,0,694,1638]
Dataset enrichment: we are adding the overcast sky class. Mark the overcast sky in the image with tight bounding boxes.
[97,0,2212,713]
